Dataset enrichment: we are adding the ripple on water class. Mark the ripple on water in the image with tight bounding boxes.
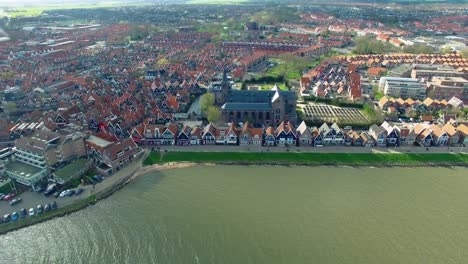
[1,166,468,264]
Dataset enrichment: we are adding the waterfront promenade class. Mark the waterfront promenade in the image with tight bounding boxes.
[0,151,147,228]
[154,144,466,154]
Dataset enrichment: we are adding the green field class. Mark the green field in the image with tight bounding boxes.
[3,3,151,17]
[245,83,288,91]
[144,151,468,167]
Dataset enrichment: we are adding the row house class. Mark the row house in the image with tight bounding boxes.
[216,123,239,145]
[296,121,313,146]
[368,125,388,147]
[190,126,203,145]
[319,123,345,145]
[141,123,178,145]
[275,122,297,146]
[124,120,467,149]
[176,125,192,146]
[239,122,263,145]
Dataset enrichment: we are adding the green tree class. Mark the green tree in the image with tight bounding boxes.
[200,93,215,115]
[461,48,468,58]
[363,102,384,124]
[403,44,436,54]
[207,106,221,123]
[155,58,169,69]
[354,36,394,55]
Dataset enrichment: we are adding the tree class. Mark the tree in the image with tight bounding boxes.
[354,36,395,55]
[207,106,221,123]
[403,44,436,54]
[155,58,169,69]
[200,93,215,115]
[461,48,468,58]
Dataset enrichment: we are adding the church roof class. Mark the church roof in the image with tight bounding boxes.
[226,90,296,104]
[222,102,271,111]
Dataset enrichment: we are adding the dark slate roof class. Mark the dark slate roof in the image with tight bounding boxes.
[222,102,272,111]
[226,90,296,104]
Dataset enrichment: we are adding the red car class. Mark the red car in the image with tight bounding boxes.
[3,193,15,201]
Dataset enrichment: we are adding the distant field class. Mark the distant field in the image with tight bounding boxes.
[4,3,151,17]
[186,0,249,4]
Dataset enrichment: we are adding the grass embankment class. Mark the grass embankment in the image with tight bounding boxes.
[0,195,96,235]
[144,152,468,167]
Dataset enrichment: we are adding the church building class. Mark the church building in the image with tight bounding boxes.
[213,69,297,126]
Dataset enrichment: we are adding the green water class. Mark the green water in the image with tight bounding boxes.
[1,166,468,264]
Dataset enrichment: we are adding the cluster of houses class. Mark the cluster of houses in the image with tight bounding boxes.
[128,120,468,148]
[300,61,362,100]
[378,96,464,115]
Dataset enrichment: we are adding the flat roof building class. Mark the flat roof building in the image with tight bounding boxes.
[428,76,468,100]
[379,77,426,100]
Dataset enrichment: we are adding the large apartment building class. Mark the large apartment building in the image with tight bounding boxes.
[379,77,426,100]
[5,130,86,187]
[428,76,468,100]
[411,65,466,80]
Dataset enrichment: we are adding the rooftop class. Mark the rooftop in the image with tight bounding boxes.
[6,161,45,179]
[53,158,89,181]
[87,135,113,148]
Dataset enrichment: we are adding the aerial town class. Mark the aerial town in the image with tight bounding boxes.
[0,2,467,224]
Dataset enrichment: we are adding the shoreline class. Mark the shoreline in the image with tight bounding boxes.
[142,161,468,169]
[1,152,467,235]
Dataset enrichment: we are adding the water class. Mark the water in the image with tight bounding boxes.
[1,165,468,264]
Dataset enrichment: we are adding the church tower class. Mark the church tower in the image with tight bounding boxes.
[215,67,231,105]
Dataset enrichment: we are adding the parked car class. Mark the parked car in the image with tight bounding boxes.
[9,197,22,206]
[59,190,69,197]
[51,201,57,210]
[52,191,60,198]
[44,188,56,196]
[19,208,27,218]
[93,175,103,183]
[3,214,10,223]
[45,183,57,193]
[37,205,43,214]
[86,177,96,185]
[11,212,18,221]
[0,194,5,200]
[75,189,84,195]
[29,208,35,216]
[44,204,50,212]
[66,190,75,197]
[3,193,15,201]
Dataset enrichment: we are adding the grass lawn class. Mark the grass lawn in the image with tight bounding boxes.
[266,64,301,80]
[54,158,89,182]
[144,151,468,167]
[262,83,288,90]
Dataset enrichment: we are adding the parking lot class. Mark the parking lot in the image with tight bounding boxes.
[299,103,368,124]
[0,185,93,221]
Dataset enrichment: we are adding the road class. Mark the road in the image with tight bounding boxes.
[156,144,466,154]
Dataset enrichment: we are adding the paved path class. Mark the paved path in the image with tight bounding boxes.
[153,145,466,154]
